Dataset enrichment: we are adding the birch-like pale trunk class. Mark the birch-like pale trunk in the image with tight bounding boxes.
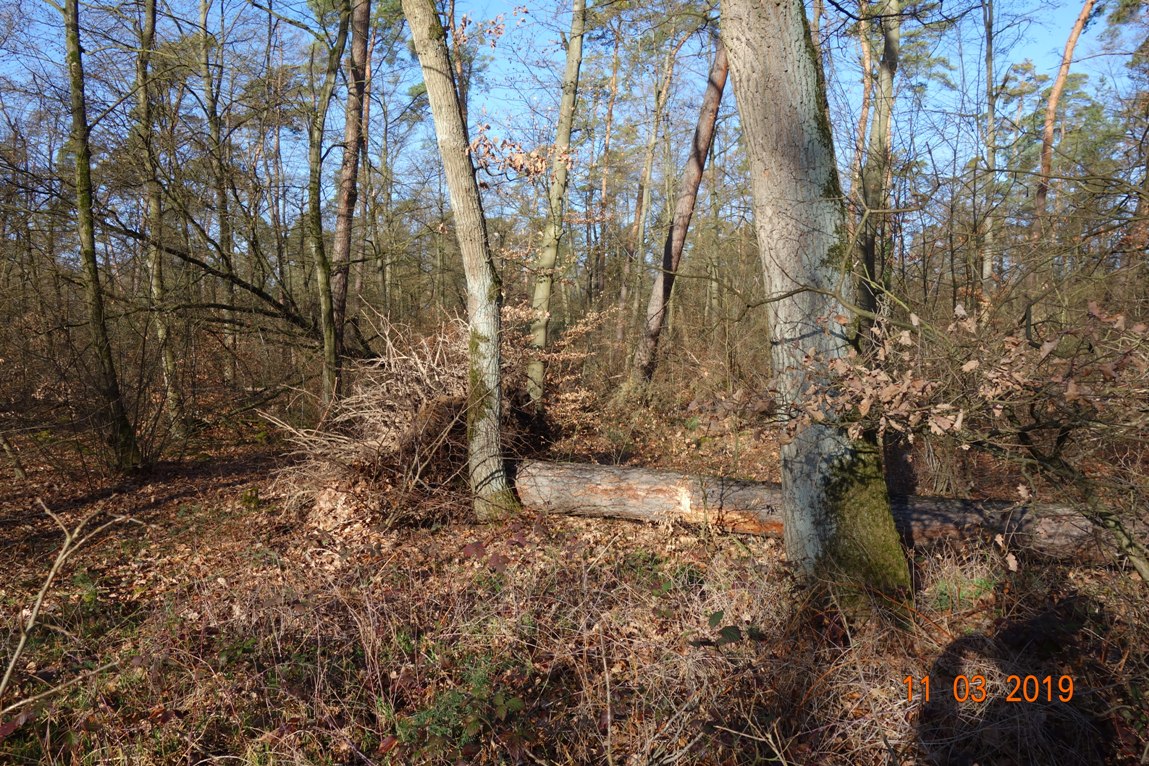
[402,0,518,519]
[331,0,371,355]
[720,0,909,594]
[65,0,141,469]
[526,0,586,411]
[631,38,728,383]
[306,3,350,403]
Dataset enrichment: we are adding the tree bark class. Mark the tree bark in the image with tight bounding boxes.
[403,0,518,520]
[981,0,997,294]
[306,2,350,403]
[516,461,1116,563]
[631,38,728,384]
[135,0,186,434]
[849,0,873,219]
[65,0,141,470]
[856,0,899,318]
[720,0,910,595]
[526,0,586,411]
[1032,0,1096,239]
[200,0,238,386]
[331,0,371,359]
[616,38,683,346]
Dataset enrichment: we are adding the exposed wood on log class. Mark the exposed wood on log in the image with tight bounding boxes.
[516,460,1113,562]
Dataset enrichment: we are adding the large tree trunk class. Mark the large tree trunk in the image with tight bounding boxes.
[65,0,141,470]
[403,0,518,520]
[331,0,371,356]
[631,38,728,383]
[720,0,910,595]
[526,0,587,412]
[516,461,1115,563]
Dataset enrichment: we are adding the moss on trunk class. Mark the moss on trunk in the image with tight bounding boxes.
[821,440,911,605]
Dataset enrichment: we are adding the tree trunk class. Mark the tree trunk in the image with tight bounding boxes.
[590,24,621,305]
[200,0,238,387]
[526,0,586,411]
[307,2,350,403]
[631,38,728,383]
[616,38,682,346]
[850,0,873,219]
[403,0,518,520]
[136,0,186,434]
[516,461,1116,563]
[1032,0,1096,239]
[981,0,997,294]
[720,0,910,595]
[331,0,371,356]
[856,0,899,318]
[65,0,141,470]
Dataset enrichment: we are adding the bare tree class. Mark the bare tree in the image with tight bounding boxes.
[616,34,684,345]
[306,0,350,403]
[630,36,728,384]
[63,0,141,469]
[526,0,587,412]
[331,0,371,357]
[134,0,186,433]
[402,0,518,520]
[856,0,900,318]
[1032,0,1097,237]
[720,0,910,596]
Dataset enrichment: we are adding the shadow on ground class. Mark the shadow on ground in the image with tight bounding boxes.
[917,592,1120,765]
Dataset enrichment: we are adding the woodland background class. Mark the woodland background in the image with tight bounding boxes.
[0,0,1148,763]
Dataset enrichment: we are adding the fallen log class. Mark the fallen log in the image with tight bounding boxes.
[516,460,1112,562]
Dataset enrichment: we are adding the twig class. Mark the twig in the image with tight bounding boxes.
[0,501,138,707]
[0,661,120,718]
[600,623,615,766]
[710,723,790,765]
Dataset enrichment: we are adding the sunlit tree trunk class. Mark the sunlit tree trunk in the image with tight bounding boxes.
[1033,0,1096,239]
[720,0,909,596]
[331,0,371,357]
[631,38,728,383]
[65,0,141,469]
[403,0,518,520]
[526,0,586,412]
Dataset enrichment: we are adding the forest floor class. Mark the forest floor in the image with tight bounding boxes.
[1,415,1147,765]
